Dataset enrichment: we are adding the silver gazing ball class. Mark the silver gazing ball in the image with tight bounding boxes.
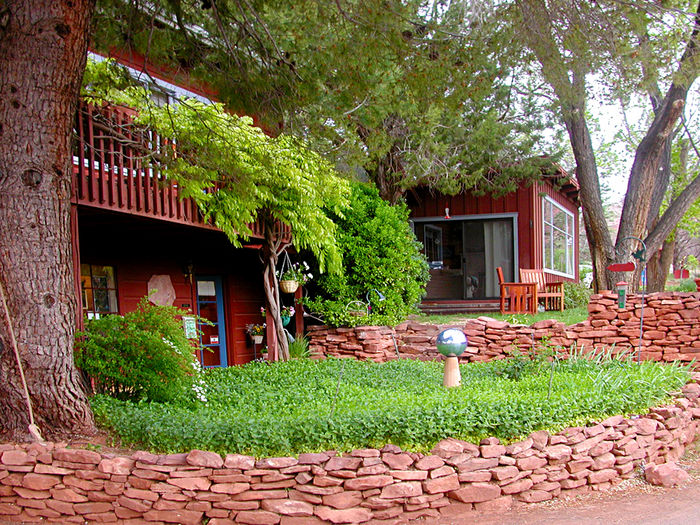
[436,328,468,357]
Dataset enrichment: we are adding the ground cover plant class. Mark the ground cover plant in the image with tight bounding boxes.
[91,353,689,457]
[414,306,589,327]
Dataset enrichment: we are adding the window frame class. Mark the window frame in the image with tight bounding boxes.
[542,196,575,278]
[80,264,119,319]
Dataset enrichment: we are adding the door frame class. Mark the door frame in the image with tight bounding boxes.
[195,275,228,367]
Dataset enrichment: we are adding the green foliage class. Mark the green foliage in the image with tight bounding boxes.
[669,278,698,292]
[82,59,349,274]
[415,307,589,327]
[91,356,689,456]
[288,336,310,359]
[305,182,429,327]
[75,298,204,403]
[564,281,592,310]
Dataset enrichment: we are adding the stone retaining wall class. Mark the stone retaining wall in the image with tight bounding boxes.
[1,385,700,524]
[308,292,700,364]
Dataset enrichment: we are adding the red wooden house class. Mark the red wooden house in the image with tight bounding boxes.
[407,173,580,312]
[71,52,298,367]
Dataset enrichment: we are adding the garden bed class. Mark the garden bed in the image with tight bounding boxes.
[92,355,690,457]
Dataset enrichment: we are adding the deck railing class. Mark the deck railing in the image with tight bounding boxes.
[72,102,290,241]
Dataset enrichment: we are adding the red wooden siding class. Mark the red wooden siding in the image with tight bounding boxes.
[77,208,266,365]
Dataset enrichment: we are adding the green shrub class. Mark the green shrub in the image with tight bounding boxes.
[305,182,429,327]
[564,281,592,309]
[75,298,205,403]
[288,335,310,359]
[670,278,697,292]
[91,355,689,456]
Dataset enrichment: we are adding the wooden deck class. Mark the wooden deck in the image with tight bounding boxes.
[71,103,289,240]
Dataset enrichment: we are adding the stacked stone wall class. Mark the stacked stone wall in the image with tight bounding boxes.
[1,387,699,524]
[308,292,700,364]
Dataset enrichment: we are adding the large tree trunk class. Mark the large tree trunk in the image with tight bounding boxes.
[0,0,96,440]
[261,212,290,361]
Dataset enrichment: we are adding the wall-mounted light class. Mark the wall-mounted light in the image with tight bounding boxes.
[444,207,451,219]
[183,262,194,284]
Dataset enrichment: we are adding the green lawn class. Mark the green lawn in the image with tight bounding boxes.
[412,306,589,326]
[92,354,688,457]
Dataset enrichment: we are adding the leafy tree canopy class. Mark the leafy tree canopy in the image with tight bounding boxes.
[91,0,558,202]
[82,58,349,273]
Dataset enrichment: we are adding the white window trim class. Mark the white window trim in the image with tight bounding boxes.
[542,196,575,278]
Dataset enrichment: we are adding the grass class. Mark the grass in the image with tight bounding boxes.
[91,351,689,457]
[412,306,589,326]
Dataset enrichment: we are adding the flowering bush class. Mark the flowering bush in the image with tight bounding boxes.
[260,306,266,317]
[279,261,313,285]
[280,305,295,318]
[246,323,266,336]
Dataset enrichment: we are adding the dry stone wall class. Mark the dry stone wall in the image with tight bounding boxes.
[308,292,700,364]
[1,386,700,524]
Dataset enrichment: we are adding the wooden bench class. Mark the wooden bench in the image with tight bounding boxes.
[520,269,565,311]
[496,267,537,314]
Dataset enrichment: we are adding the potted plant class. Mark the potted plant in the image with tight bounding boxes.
[280,305,295,326]
[260,346,269,360]
[246,323,265,344]
[278,261,313,294]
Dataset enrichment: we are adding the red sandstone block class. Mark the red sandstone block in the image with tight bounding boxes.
[325,456,361,471]
[315,505,372,524]
[344,475,393,491]
[381,453,413,470]
[322,490,363,509]
[449,482,501,503]
[261,499,314,517]
[380,481,422,498]
[423,473,459,494]
[224,454,255,470]
[53,448,101,464]
[143,509,204,525]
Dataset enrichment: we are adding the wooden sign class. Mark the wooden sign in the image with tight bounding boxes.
[606,262,636,272]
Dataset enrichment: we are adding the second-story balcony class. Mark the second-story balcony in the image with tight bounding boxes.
[72,102,290,241]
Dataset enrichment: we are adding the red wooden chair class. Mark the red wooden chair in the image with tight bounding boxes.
[496,267,537,314]
[519,269,565,311]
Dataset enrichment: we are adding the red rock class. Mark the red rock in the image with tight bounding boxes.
[516,489,553,503]
[186,449,223,469]
[544,444,572,461]
[350,449,380,458]
[344,474,393,491]
[132,451,159,464]
[143,509,204,524]
[211,482,249,494]
[589,441,614,457]
[645,462,690,487]
[501,477,533,494]
[588,468,618,484]
[529,431,550,450]
[261,499,313,516]
[256,457,298,469]
[167,477,211,491]
[415,456,445,470]
[74,502,113,514]
[566,458,593,473]
[50,488,89,503]
[46,500,76,515]
[233,489,290,500]
[53,448,102,464]
[449,482,501,503]
[117,495,152,513]
[505,438,533,455]
[633,418,658,435]
[458,470,492,483]
[423,473,460,494]
[313,475,344,487]
[98,457,134,475]
[33,464,72,475]
[380,481,422,498]
[515,456,547,471]
[592,453,616,470]
[325,456,361,471]
[454,457,499,472]
[322,490,363,509]
[480,445,506,458]
[123,487,159,501]
[429,466,455,479]
[0,502,21,515]
[381,453,414,470]
[63,474,103,491]
[22,473,60,490]
[1,450,33,466]
[391,469,428,480]
[357,463,388,476]
[315,505,372,523]
[490,466,518,481]
[223,454,255,470]
[297,453,330,465]
[431,439,466,458]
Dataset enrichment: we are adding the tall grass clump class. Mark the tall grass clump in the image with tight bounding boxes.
[91,352,690,457]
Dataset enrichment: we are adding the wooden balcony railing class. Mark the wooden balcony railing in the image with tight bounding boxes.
[72,102,291,241]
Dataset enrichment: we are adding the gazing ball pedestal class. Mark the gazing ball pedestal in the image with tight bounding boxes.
[436,328,468,388]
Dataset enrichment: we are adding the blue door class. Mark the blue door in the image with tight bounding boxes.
[195,276,228,367]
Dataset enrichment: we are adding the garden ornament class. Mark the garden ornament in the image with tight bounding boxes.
[436,328,467,388]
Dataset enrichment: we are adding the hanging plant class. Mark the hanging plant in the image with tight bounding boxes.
[278,255,313,294]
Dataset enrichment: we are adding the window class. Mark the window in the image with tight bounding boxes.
[81,264,119,319]
[423,225,443,268]
[542,197,574,277]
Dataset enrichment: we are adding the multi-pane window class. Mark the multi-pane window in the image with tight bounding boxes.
[542,197,574,277]
[423,225,443,268]
[81,264,118,319]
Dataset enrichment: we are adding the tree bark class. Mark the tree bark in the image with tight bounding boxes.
[261,211,290,361]
[0,0,96,439]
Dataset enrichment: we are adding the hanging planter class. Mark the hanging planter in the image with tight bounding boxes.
[252,335,264,344]
[279,279,299,294]
[281,315,291,327]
